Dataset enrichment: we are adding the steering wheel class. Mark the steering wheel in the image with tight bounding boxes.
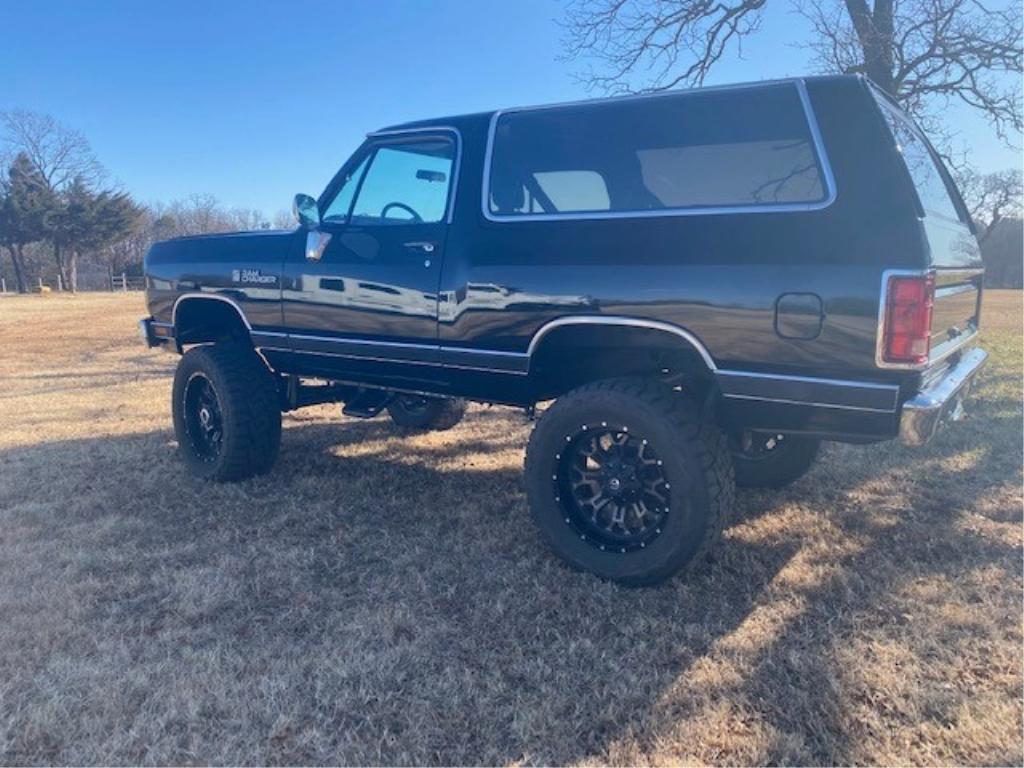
[381,202,422,222]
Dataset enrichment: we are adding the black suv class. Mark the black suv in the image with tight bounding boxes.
[140,75,986,585]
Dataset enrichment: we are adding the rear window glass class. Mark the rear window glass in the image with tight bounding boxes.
[873,96,963,224]
[486,83,830,218]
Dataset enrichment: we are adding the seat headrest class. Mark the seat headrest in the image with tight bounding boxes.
[490,169,525,214]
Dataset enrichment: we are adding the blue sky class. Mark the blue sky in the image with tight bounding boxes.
[1,0,1017,217]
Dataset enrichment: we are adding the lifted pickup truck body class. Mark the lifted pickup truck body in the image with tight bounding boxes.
[141,74,986,584]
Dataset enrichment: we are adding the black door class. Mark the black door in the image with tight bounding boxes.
[281,133,457,374]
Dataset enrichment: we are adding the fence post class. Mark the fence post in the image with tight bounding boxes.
[121,272,127,292]
[38,278,44,291]
[57,273,63,292]
[1,278,6,294]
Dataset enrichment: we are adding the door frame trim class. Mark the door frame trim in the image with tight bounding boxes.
[172,292,252,330]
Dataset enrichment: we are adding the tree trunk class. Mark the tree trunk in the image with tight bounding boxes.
[976,215,999,245]
[843,0,896,94]
[9,244,28,293]
[53,242,70,293]
[869,0,895,92]
[69,248,78,293]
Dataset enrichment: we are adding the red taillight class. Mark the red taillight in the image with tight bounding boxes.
[883,273,935,365]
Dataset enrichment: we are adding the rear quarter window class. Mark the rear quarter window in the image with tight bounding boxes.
[872,95,964,225]
[486,82,833,219]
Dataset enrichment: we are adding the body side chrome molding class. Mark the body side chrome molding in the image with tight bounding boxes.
[716,368,897,391]
[289,332,435,350]
[251,316,716,376]
[284,332,528,372]
[721,392,897,413]
[716,368,901,412]
[256,343,525,376]
[258,323,907,414]
[525,316,717,370]
[481,79,837,224]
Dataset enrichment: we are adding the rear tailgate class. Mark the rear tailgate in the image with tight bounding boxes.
[925,216,983,365]
[931,264,982,364]
[872,88,984,367]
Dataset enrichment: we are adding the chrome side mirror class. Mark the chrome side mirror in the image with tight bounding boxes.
[304,230,332,262]
[292,193,320,229]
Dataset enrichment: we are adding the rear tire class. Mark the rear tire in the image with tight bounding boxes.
[387,395,466,431]
[524,378,734,586]
[730,432,820,488]
[172,344,282,482]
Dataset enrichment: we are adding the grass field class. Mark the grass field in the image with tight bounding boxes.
[0,290,1021,766]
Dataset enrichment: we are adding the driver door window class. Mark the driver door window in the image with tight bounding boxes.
[321,154,370,224]
[350,139,454,225]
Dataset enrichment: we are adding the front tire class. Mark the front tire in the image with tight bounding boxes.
[524,379,734,586]
[730,432,820,488]
[387,395,466,431]
[172,344,282,482]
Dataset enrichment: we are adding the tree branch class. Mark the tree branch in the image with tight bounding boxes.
[561,0,768,92]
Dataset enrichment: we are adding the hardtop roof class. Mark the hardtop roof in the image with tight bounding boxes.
[374,74,863,135]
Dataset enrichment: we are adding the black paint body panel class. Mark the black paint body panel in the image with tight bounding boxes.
[143,75,983,443]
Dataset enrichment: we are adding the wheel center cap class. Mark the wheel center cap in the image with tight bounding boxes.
[608,477,622,493]
[199,408,211,427]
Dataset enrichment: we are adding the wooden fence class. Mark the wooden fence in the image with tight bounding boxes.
[0,272,145,293]
[110,273,146,291]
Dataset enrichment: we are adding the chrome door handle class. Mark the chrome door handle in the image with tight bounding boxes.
[404,241,435,253]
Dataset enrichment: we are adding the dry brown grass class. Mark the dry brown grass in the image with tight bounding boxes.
[0,290,1021,766]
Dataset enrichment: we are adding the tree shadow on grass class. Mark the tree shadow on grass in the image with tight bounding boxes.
[0,389,1019,765]
[644,371,1023,764]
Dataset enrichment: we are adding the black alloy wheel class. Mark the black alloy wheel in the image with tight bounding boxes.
[395,395,431,416]
[731,431,787,461]
[386,394,466,431]
[524,378,734,585]
[558,425,671,553]
[182,373,224,462]
[729,431,820,488]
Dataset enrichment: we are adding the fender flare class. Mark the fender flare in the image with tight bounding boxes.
[525,315,717,372]
[171,293,253,331]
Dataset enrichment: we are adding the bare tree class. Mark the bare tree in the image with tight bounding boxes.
[798,0,1022,140]
[272,209,297,230]
[0,110,104,191]
[561,0,1022,139]
[98,195,277,278]
[227,207,273,231]
[959,167,1022,242]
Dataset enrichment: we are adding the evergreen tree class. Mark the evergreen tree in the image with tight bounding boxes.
[0,153,56,292]
[47,177,141,291]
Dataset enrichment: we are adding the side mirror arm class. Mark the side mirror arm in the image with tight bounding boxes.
[304,230,332,262]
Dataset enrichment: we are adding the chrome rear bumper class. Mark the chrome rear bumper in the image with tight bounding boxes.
[899,347,987,446]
